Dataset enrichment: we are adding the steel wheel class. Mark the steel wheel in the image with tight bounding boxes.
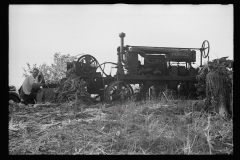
[201,40,210,58]
[104,81,134,103]
[77,54,99,77]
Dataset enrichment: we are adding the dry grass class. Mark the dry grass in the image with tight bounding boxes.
[9,98,233,155]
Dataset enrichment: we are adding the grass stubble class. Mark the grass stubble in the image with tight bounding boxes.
[9,97,233,155]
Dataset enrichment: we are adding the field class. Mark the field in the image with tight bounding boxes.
[9,98,233,155]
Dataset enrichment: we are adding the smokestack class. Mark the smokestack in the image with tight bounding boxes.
[119,32,125,55]
[117,32,126,75]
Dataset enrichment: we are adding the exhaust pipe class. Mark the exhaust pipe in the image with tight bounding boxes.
[119,32,125,62]
[117,32,125,75]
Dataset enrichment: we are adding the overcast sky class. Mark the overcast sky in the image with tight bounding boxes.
[9,4,233,87]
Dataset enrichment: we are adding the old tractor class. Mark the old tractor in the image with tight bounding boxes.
[66,32,210,103]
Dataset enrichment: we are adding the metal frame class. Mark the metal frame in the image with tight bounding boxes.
[66,32,209,102]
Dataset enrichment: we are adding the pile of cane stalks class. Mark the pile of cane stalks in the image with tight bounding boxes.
[54,74,97,105]
[196,57,233,117]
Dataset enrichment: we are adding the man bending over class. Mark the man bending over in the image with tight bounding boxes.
[19,68,47,104]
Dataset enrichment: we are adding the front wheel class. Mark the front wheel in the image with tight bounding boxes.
[104,81,134,103]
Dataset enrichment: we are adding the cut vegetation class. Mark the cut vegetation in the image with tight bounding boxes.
[9,99,233,155]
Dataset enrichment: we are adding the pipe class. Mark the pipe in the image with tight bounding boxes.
[119,32,125,63]
[117,33,125,76]
[200,51,202,67]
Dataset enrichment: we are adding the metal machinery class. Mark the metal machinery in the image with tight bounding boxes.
[66,32,210,103]
[9,85,21,103]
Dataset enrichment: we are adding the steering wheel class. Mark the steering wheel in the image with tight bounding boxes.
[200,40,210,58]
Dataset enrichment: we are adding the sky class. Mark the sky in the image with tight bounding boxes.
[9,4,233,88]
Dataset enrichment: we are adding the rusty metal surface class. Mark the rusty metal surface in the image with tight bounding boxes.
[117,74,196,81]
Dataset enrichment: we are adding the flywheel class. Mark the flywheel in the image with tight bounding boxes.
[76,54,99,77]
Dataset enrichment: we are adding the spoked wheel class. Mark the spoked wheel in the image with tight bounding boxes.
[77,54,99,77]
[201,40,210,58]
[104,81,134,103]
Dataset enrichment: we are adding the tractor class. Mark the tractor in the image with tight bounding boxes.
[66,32,210,103]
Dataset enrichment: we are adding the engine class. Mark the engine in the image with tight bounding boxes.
[139,54,168,75]
[121,46,196,77]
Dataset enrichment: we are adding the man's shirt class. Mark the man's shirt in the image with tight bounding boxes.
[22,75,37,95]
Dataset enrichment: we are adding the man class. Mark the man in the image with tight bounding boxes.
[19,68,47,104]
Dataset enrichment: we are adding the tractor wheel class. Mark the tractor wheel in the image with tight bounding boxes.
[104,81,134,103]
[9,95,20,103]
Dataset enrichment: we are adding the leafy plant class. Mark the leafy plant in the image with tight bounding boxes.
[22,52,78,83]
